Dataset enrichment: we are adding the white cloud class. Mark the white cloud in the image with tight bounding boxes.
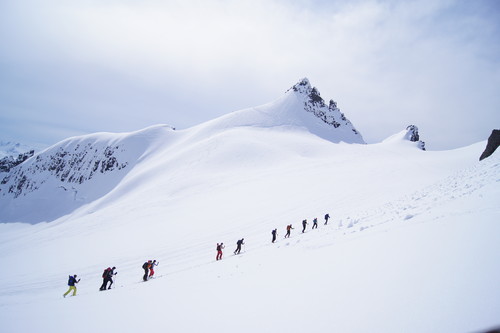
[1,0,499,149]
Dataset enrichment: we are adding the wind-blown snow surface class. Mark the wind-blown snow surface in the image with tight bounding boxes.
[0,120,499,330]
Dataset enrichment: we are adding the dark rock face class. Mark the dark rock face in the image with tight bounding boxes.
[479,129,500,161]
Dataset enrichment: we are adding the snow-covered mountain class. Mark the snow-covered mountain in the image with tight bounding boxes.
[0,78,363,223]
[218,77,365,144]
[0,125,176,223]
[0,79,498,333]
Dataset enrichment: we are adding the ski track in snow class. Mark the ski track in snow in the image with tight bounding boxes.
[333,157,500,237]
[2,155,497,308]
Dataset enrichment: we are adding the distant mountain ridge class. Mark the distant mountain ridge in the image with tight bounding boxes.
[0,140,41,159]
[0,125,175,222]
[1,79,426,223]
[0,141,28,159]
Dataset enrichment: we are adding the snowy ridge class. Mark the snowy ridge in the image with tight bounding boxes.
[192,78,365,144]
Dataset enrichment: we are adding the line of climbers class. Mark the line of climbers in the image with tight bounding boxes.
[216,213,331,260]
[63,213,331,297]
[63,259,159,297]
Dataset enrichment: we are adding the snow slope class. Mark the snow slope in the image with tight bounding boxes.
[0,80,499,333]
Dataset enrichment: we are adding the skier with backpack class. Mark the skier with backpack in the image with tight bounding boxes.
[216,243,225,260]
[149,260,158,279]
[302,219,308,233]
[271,229,278,243]
[142,260,152,281]
[285,224,294,238]
[312,218,318,229]
[324,213,330,225]
[63,274,81,298]
[234,239,244,255]
[108,267,117,288]
[100,267,117,290]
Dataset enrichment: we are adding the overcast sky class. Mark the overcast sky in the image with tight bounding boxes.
[1,0,499,150]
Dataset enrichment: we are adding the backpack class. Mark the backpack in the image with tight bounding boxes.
[102,268,109,278]
[142,262,148,270]
[68,275,74,286]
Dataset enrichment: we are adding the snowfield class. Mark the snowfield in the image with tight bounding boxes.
[0,80,499,333]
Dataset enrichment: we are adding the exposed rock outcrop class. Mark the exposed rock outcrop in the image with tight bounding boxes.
[405,125,426,151]
[287,78,364,143]
[479,129,500,161]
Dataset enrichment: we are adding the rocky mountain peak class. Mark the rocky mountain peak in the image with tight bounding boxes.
[288,78,326,107]
[284,78,363,141]
[289,77,312,94]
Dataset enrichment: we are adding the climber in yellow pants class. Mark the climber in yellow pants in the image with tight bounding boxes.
[63,274,80,297]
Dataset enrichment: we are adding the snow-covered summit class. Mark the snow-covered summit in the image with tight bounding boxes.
[197,78,365,144]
